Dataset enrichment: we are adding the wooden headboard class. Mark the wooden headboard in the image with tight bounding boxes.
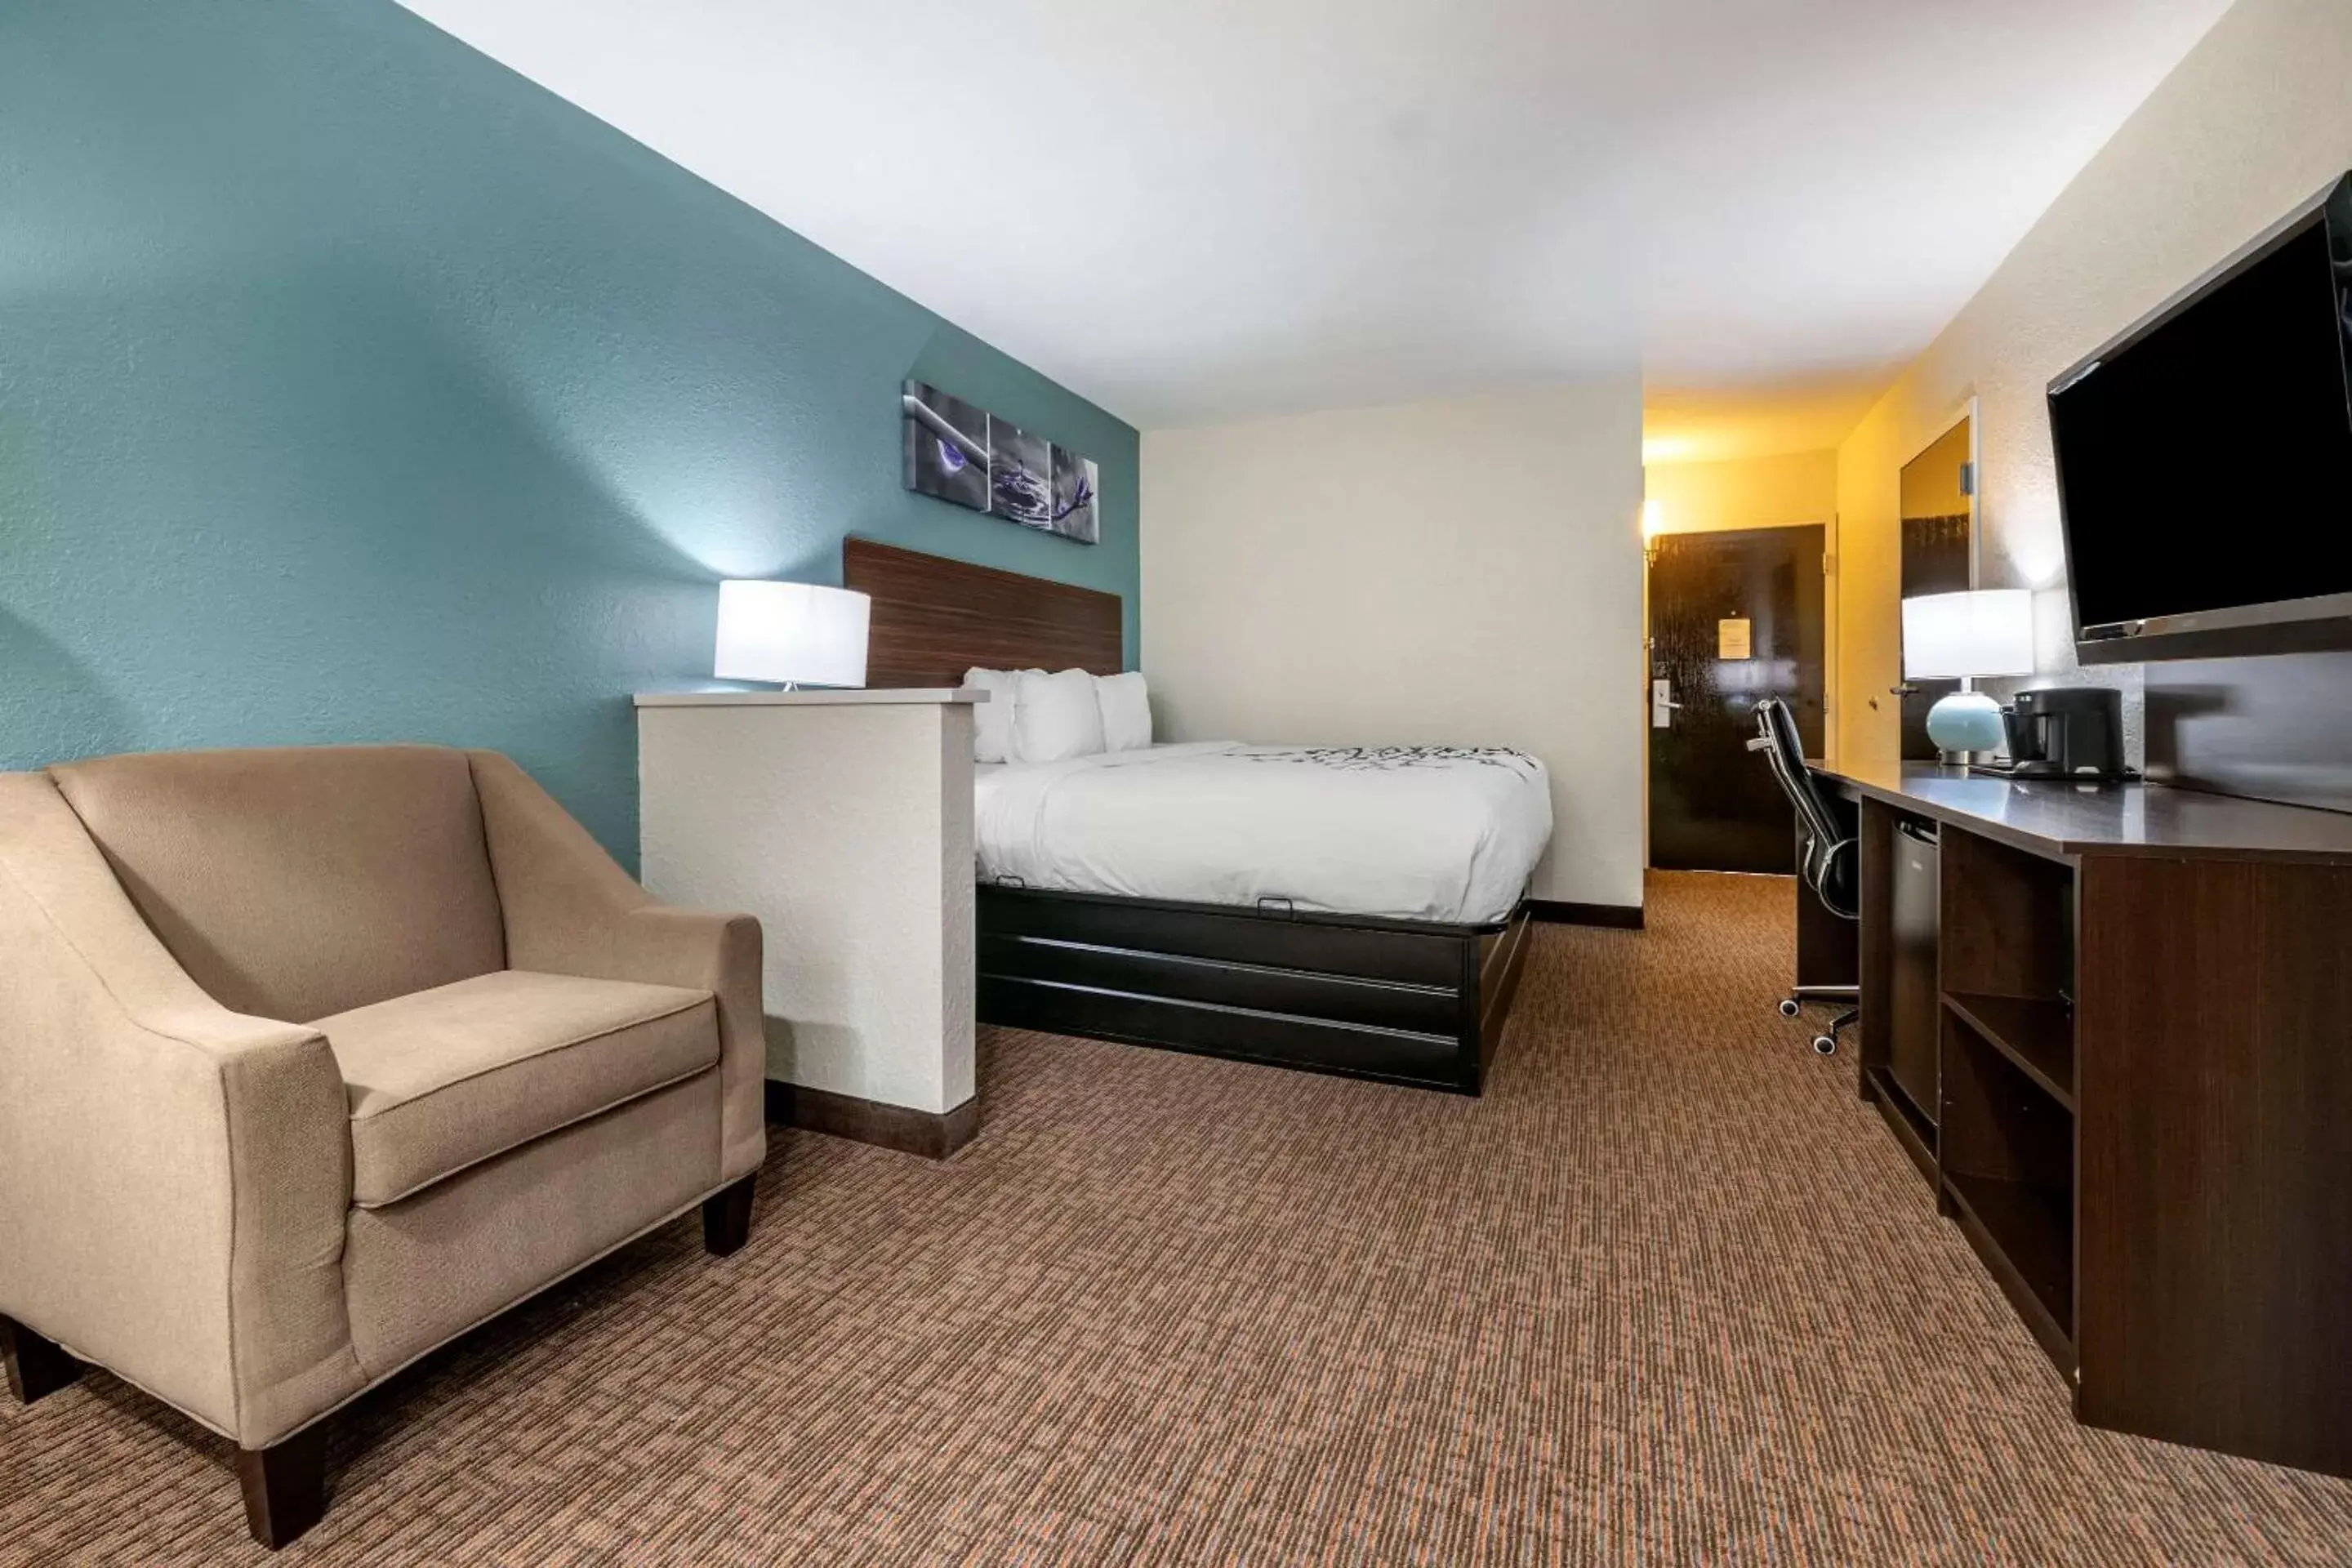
[844,537,1123,688]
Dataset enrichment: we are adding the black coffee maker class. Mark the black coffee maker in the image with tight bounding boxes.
[2001,687,2125,779]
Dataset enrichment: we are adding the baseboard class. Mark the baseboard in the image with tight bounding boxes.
[764,1080,978,1160]
[1525,898,1645,930]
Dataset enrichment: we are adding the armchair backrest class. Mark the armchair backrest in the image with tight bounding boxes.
[48,745,506,1023]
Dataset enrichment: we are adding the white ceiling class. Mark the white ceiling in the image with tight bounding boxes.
[396,0,2231,438]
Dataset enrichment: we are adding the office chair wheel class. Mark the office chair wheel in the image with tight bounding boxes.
[1812,1034,1838,1056]
[1779,998,1802,1018]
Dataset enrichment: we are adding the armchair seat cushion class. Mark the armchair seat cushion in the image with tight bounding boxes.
[318,970,719,1208]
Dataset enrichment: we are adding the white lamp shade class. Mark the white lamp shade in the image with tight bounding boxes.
[714,581,871,687]
[1901,589,2035,681]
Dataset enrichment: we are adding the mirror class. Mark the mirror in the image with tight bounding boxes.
[1896,412,1976,760]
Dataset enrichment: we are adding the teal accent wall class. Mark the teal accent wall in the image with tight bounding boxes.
[0,0,1138,866]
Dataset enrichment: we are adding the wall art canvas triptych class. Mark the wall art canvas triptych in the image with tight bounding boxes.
[901,380,1099,544]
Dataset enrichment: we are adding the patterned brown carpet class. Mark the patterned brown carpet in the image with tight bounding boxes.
[6,872,2350,1565]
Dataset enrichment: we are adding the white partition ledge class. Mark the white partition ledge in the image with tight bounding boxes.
[635,687,983,707]
[635,691,978,1145]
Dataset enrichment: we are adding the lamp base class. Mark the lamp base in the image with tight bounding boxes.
[1926,691,2005,758]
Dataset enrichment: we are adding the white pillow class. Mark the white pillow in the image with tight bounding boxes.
[964,667,1021,764]
[1095,670,1152,752]
[1011,667,1106,762]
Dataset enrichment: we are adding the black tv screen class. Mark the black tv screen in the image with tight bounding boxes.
[2048,177,2352,652]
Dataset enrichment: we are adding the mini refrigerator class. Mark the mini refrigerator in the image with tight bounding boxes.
[1889,817,1940,1125]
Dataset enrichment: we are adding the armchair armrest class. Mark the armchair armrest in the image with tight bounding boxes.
[468,752,766,1182]
[0,774,363,1448]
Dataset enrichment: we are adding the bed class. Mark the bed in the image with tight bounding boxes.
[844,536,1540,1094]
[975,742,1548,925]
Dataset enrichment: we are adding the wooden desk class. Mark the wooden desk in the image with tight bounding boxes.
[1820,762,2352,1478]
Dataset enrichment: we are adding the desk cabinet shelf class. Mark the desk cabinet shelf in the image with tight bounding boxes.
[1935,828,2080,1374]
[1941,992,2074,1111]
[1941,1004,2076,1369]
[1839,768,2352,1480]
[1944,1169,2073,1359]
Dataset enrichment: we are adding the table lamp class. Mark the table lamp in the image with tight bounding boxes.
[1901,589,2035,757]
[714,581,871,688]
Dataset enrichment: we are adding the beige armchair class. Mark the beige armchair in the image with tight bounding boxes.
[0,745,766,1548]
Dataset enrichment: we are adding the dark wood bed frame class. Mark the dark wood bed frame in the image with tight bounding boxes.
[844,536,1535,1094]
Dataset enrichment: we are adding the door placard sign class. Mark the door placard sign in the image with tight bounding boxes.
[1717,617,1753,660]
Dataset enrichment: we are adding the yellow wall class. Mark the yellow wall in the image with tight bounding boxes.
[1644,447,1841,760]
[1834,0,2352,767]
[1644,448,1838,537]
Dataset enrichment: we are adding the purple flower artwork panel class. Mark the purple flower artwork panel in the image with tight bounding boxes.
[902,379,1099,544]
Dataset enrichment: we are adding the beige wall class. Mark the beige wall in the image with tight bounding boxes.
[1834,0,2352,767]
[1142,380,1646,908]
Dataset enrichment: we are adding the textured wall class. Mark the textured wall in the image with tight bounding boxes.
[1142,381,1646,908]
[1834,0,2350,767]
[639,702,975,1113]
[0,0,1137,865]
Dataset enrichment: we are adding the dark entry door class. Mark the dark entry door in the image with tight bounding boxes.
[1649,525,1827,873]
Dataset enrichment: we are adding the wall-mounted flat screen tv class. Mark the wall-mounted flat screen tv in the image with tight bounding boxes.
[2048,172,2352,663]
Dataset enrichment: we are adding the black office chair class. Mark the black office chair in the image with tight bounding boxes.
[1747,697,1858,1054]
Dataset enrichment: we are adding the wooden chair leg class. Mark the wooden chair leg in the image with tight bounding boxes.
[702,1174,756,1257]
[1,1314,82,1405]
[237,1424,328,1551]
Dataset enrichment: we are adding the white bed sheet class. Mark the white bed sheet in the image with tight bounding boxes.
[974,742,1551,925]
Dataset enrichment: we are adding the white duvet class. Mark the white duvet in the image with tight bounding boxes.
[974,742,1552,925]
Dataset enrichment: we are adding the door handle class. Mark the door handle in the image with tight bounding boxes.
[1890,682,1921,697]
